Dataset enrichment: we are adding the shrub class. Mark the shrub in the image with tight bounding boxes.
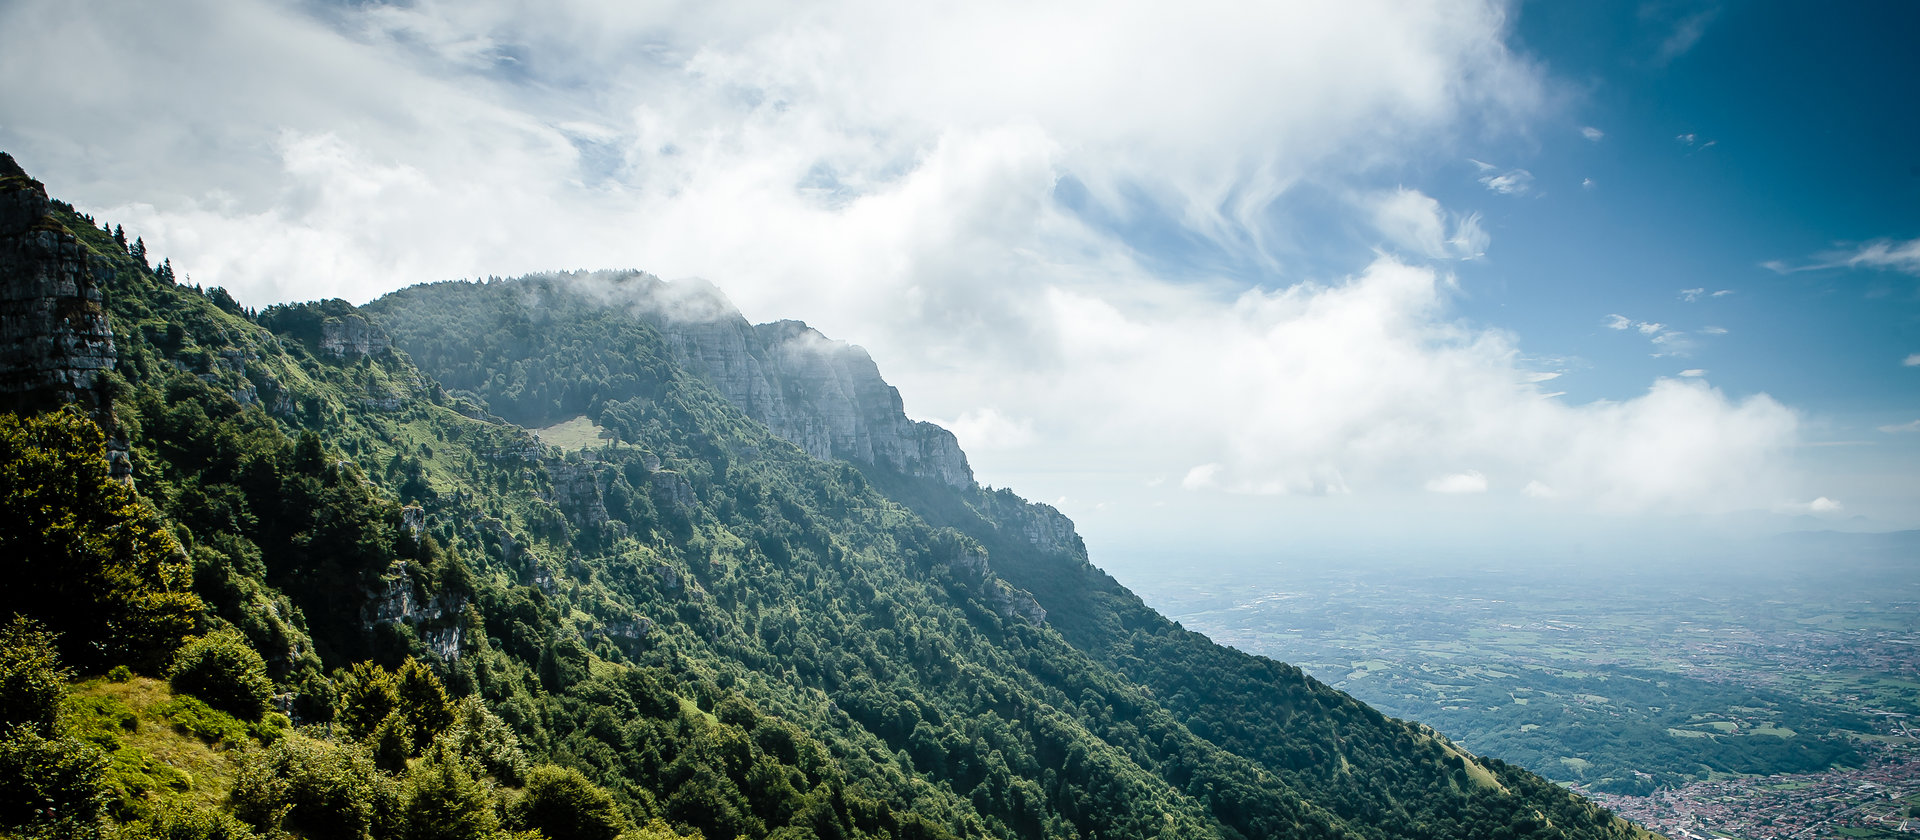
[0,616,67,737]
[169,631,273,721]
[509,765,627,840]
[229,735,398,840]
[0,728,109,837]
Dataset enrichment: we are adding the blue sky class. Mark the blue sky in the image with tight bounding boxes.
[1,0,1914,560]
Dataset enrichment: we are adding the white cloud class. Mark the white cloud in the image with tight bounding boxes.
[1776,496,1843,515]
[1880,420,1920,434]
[0,1,1810,523]
[1827,238,1920,276]
[1521,480,1556,498]
[1604,314,1633,330]
[1426,471,1489,494]
[1581,177,1595,189]
[1676,133,1697,145]
[1906,354,1920,367]
[1580,126,1604,141]
[942,408,1037,450]
[1479,168,1535,195]
[1678,287,1705,302]
[1182,463,1223,491]
[1764,239,1920,276]
[1712,289,1733,297]
[1635,321,1665,336]
[1369,188,1487,260]
[1701,325,1728,335]
[1679,369,1707,378]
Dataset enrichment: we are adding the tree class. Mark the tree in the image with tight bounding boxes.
[399,743,497,840]
[395,657,453,751]
[0,620,109,837]
[0,617,66,738]
[0,410,201,671]
[510,765,628,840]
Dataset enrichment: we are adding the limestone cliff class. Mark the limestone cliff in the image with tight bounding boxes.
[0,153,116,407]
[649,281,973,487]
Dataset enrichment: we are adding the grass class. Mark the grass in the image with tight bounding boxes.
[534,414,611,451]
[66,676,286,813]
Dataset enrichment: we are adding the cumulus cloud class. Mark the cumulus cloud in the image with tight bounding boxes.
[1679,369,1707,377]
[1580,126,1604,141]
[1426,471,1489,494]
[1011,259,1798,512]
[942,408,1037,451]
[0,1,1807,520]
[1776,497,1843,515]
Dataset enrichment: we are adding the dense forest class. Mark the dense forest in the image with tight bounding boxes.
[1,152,1657,840]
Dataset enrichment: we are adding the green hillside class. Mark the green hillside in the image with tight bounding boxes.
[2,153,1656,840]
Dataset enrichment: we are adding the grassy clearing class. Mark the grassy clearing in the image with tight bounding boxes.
[66,676,284,813]
[533,414,610,450]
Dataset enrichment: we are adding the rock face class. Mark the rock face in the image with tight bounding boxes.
[651,282,972,487]
[319,313,390,358]
[0,153,116,405]
[361,562,465,661]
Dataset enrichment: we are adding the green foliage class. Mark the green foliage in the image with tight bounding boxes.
[168,631,273,721]
[106,802,263,840]
[398,742,499,840]
[395,657,455,751]
[229,735,398,840]
[1,616,69,738]
[0,410,202,671]
[333,662,400,742]
[0,622,111,838]
[510,765,628,840]
[0,727,111,838]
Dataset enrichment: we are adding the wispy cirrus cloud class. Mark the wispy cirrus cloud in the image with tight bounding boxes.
[1766,237,1920,277]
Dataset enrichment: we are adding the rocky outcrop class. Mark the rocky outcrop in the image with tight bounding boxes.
[0,153,116,406]
[320,313,389,358]
[588,275,972,487]
[546,456,613,530]
[938,538,1046,626]
[1019,503,1081,556]
[362,562,465,660]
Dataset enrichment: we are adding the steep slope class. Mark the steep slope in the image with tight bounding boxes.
[368,273,1655,840]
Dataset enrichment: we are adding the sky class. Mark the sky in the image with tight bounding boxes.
[2,0,1916,565]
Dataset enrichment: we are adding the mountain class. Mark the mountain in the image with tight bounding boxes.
[1,153,1656,840]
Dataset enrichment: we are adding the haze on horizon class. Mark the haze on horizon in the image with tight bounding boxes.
[2,0,1915,563]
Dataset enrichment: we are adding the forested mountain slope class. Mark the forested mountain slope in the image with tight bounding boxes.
[3,152,1654,840]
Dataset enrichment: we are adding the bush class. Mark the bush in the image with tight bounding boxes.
[169,631,273,721]
[110,802,263,840]
[0,616,68,737]
[229,735,397,840]
[509,765,628,840]
[0,728,109,837]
